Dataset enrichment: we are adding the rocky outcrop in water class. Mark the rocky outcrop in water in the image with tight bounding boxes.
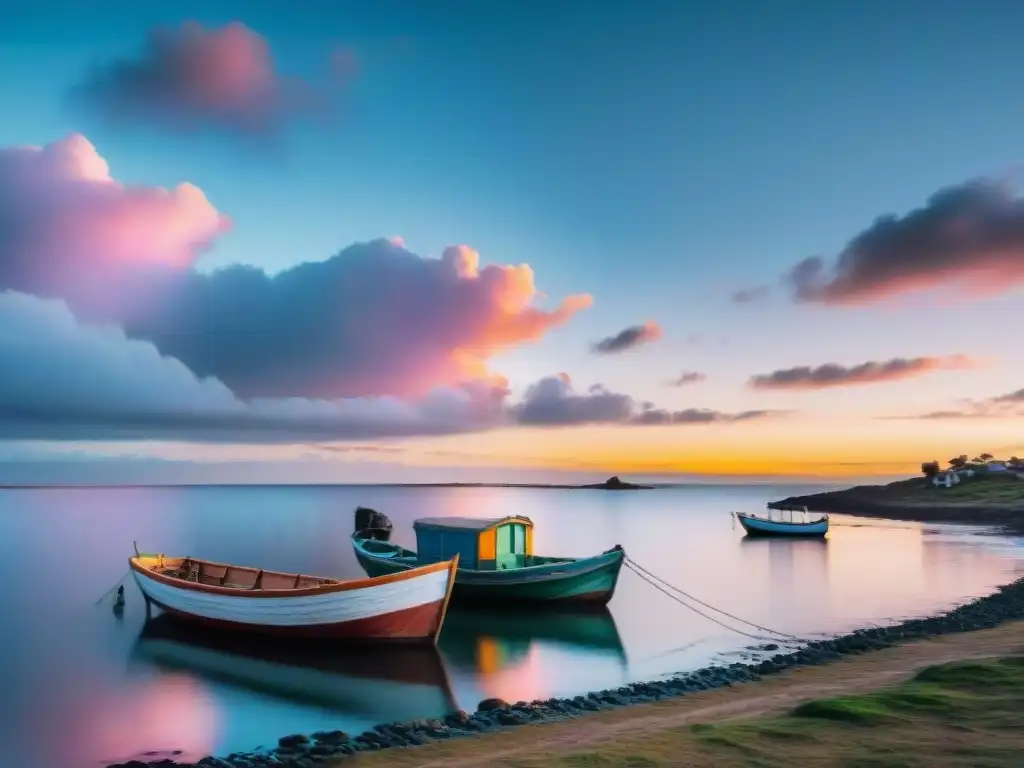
[108,577,1024,768]
[580,476,652,490]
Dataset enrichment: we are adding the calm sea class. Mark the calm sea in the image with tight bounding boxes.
[2,484,1022,768]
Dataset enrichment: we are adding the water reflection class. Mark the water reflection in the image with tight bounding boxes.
[131,615,459,724]
[439,605,626,702]
[440,605,627,673]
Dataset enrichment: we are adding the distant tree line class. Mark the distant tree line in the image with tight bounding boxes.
[921,452,1007,478]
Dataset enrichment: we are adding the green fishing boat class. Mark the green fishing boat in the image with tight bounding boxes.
[351,508,625,606]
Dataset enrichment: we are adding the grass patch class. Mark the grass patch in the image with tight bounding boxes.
[791,695,905,725]
[546,657,1024,767]
[682,657,1024,766]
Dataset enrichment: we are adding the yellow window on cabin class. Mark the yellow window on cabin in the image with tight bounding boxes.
[478,528,497,564]
[525,525,533,556]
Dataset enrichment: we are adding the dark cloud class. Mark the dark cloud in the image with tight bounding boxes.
[670,371,707,386]
[786,178,1024,304]
[510,374,784,427]
[69,22,346,138]
[0,294,758,442]
[510,376,634,426]
[0,135,592,400]
[730,285,770,304]
[0,291,506,443]
[591,322,662,354]
[631,405,786,426]
[749,355,977,391]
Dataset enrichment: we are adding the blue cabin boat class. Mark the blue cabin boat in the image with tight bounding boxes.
[352,509,625,605]
[734,505,829,538]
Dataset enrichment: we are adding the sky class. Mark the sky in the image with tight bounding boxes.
[2,0,1024,484]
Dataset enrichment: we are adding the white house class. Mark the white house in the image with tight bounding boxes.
[932,471,961,488]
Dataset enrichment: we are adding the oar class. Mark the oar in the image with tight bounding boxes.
[93,568,129,606]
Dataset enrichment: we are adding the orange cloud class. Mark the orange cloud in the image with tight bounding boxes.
[749,354,979,390]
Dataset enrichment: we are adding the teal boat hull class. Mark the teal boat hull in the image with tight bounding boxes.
[352,537,625,606]
[736,512,829,537]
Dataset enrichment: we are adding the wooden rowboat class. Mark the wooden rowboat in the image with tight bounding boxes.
[351,509,625,606]
[129,546,459,644]
[734,506,829,538]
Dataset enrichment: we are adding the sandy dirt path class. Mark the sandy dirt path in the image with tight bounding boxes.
[343,620,1024,767]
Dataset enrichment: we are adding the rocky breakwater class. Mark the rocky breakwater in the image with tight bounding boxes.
[109,577,1024,768]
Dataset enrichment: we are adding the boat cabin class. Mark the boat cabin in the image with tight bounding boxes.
[413,516,534,570]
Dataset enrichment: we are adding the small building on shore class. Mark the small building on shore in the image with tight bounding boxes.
[932,470,961,488]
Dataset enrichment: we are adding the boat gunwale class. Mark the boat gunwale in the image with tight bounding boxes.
[129,554,456,599]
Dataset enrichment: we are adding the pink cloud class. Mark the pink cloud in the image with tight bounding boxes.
[0,133,228,320]
[0,134,591,400]
[71,22,347,137]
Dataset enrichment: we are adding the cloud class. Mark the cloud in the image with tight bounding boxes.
[731,285,770,304]
[0,134,592,400]
[786,178,1024,305]
[890,386,1024,421]
[0,294,765,442]
[0,291,509,443]
[69,22,346,138]
[510,374,784,427]
[669,371,707,386]
[0,133,228,321]
[749,355,978,391]
[630,405,787,426]
[591,321,662,354]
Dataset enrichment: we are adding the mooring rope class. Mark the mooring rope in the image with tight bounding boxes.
[623,560,789,642]
[624,556,812,644]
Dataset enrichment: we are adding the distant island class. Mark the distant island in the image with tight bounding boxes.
[578,475,652,490]
[770,455,1024,531]
[397,475,653,491]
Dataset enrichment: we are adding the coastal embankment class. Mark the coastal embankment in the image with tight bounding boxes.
[109,575,1024,768]
[771,472,1024,531]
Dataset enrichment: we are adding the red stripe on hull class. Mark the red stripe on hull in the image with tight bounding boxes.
[149,598,447,643]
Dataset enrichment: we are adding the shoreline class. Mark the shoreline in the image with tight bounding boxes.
[345,621,1024,767]
[109,575,1024,768]
[770,490,1024,533]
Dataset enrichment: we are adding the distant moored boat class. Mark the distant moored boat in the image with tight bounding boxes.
[734,506,829,538]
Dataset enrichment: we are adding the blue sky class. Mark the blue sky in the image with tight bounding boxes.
[1,1,1024,482]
